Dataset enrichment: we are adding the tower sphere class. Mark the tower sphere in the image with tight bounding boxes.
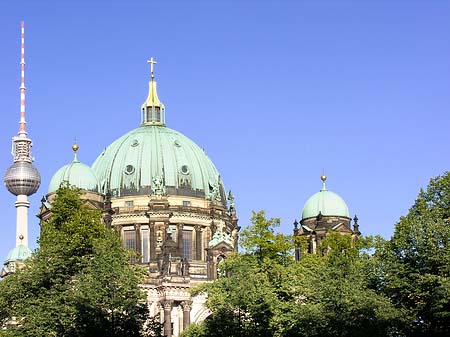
[4,161,41,196]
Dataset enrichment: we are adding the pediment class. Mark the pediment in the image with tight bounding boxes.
[331,222,353,233]
[208,241,234,252]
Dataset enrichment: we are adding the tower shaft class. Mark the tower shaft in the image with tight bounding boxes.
[15,195,30,246]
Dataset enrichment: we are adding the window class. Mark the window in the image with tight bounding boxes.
[183,230,192,260]
[146,106,161,123]
[141,229,149,263]
[124,229,136,263]
[125,200,134,207]
[183,200,191,207]
[124,230,136,251]
[125,165,135,175]
[181,165,189,175]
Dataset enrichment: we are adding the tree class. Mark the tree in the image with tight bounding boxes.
[379,172,450,337]
[183,211,403,337]
[183,211,289,337]
[0,186,161,337]
[281,234,405,337]
[239,211,293,266]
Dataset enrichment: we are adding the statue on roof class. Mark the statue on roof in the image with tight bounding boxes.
[152,175,166,196]
[227,190,236,216]
[208,231,234,248]
[207,182,221,202]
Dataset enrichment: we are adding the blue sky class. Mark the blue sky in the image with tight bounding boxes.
[0,0,449,261]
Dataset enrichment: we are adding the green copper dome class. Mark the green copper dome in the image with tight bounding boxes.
[301,178,349,220]
[91,60,225,204]
[48,147,100,193]
[4,245,32,264]
[92,125,225,203]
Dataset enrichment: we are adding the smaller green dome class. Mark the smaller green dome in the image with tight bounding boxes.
[5,245,32,264]
[49,148,99,194]
[302,178,349,220]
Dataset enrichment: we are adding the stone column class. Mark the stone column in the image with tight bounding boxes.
[312,237,317,254]
[116,224,123,235]
[181,300,192,329]
[149,221,156,260]
[102,192,114,230]
[195,225,202,260]
[206,252,213,280]
[163,300,173,337]
[163,221,170,243]
[177,223,184,257]
[135,223,142,257]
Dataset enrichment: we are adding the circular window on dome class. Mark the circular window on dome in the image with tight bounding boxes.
[131,139,139,147]
[174,140,181,147]
[180,165,189,175]
[125,165,135,175]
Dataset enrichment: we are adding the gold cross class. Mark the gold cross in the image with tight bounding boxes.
[147,57,157,78]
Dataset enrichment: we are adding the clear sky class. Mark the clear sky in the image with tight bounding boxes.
[0,0,449,261]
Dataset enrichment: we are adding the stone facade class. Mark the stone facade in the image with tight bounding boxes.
[293,213,360,259]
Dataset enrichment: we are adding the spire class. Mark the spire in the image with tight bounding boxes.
[19,21,27,137]
[141,57,166,126]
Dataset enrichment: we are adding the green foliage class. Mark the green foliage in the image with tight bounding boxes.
[185,212,403,337]
[183,172,450,337]
[379,172,450,337]
[0,186,160,337]
[240,210,294,266]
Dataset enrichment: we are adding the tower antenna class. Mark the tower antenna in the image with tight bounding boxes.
[19,21,27,137]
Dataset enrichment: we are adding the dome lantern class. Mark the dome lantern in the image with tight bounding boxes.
[141,57,166,126]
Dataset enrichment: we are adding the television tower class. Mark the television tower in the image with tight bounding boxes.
[4,21,41,248]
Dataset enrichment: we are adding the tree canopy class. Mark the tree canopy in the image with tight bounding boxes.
[183,211,404,337]
[377,172,450,337]
[183,173,450,336]
[0,186,161,337]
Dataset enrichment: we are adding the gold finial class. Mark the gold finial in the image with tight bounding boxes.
[72,141,79,162]
[320,171,327,191]
[147,57,157,79]
[320,168,327,182]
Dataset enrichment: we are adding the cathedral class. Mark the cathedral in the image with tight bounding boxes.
[1,23,359,336]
